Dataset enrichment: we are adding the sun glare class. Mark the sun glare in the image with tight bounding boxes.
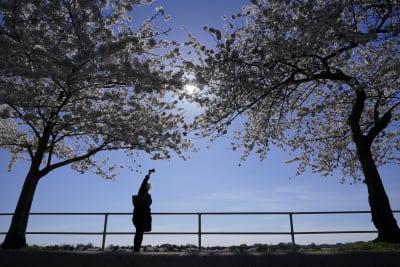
[184,84,198,94]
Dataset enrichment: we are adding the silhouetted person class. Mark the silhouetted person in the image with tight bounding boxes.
[132,169,154,252]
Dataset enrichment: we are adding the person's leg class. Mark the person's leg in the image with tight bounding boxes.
[133,230,144,252]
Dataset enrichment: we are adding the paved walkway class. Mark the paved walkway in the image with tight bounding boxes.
[1,250,399,267]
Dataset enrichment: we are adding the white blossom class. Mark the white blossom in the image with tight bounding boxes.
[188,0,400,183]
[0,0,190,178]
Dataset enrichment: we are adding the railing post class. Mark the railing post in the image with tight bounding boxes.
[101,213,109,251]
[198,213,202,252]
[289,213,296,249]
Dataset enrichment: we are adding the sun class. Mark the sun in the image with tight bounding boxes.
[184,84,198,94]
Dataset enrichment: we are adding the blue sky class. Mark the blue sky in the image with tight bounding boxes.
[1,0,400,248]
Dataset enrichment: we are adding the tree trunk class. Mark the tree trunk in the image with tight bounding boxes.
[357,142,400,243]
[2,169,40,249]
[349,87,400,243]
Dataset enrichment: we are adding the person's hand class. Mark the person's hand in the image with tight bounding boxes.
[145,169,155,179]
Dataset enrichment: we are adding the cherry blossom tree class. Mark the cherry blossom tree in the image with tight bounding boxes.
[0,0,189,249]
[188,0,400,242]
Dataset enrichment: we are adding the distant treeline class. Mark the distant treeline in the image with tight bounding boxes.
[23,241,378,253]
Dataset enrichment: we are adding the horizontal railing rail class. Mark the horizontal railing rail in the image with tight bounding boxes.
[1,210,398,251]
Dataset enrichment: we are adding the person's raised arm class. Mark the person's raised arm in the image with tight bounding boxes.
[138,168,155,194]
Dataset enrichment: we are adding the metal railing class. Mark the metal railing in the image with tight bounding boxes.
[1,210,398,251]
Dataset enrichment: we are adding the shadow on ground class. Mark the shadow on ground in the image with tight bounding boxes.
[1,250,399,267]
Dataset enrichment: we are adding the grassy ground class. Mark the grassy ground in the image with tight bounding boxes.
[332,242,400,252]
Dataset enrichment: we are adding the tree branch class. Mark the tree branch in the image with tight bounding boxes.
[38,145,106,179]
[367,110,392,143]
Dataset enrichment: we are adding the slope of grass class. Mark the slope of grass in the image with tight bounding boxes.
[333,242,400,252]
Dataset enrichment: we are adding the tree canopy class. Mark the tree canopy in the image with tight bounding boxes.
[0,0,190,179]
[188,0,400,183]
